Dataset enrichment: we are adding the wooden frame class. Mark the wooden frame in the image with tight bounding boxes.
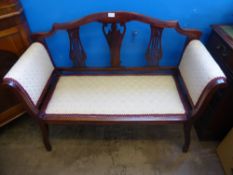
[2,12,227,152]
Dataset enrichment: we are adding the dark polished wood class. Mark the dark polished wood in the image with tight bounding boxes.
[32,12,201,40]
[3,12,227,152]
[195,25,233,140]
[32,12,201,68]
[146,26,163,66]
[0,0,31,126]
[103,22,126,67]
[68,27,86,67]
[182,121,192,152]
[39,121,51,151]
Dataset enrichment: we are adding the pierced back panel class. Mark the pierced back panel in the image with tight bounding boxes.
[67,28,87,67]
[32,12,201,68]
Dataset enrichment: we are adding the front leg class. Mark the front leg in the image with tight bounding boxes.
[182,121,192,153]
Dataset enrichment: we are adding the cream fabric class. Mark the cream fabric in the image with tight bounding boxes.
[179,40,226,105]
[45,75,185,115]
[4,42,54,105]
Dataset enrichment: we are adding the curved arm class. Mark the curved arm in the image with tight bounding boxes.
[178,40,228,121]
[31,11,201,41]
[2,43,55,118]
[2,79,39,117]
[190,77,227,120]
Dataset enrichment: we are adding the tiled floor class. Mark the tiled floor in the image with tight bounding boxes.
[0,114,224,175]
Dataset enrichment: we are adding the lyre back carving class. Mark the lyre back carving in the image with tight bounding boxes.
[146,26,163,66]
[103,22,126,67]
[31,12,201,68]
[68,28,86,67]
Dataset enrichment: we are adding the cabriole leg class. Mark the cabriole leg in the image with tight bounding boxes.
[183,122,192,153]
[39,121,52,151]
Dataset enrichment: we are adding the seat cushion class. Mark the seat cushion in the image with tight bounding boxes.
[45,75,186,116]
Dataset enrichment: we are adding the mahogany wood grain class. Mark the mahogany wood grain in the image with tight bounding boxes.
[103,22,126,67]
[32,12,201,40]
[3,12,227,152]
[146,26,163,66]
[0,0,31,127]
[32,12,201,68]
[68,28,87,67]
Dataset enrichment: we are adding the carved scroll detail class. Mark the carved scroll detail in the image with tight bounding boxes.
[103,23,126,67]
[146,26,163,66]
[68,28,86,67]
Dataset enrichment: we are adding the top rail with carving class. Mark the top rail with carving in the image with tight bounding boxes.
[32,12,201,68]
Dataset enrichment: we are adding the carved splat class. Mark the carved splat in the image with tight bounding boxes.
[146,26,163,66]
[103,23,126,67]
[68,28,86,67]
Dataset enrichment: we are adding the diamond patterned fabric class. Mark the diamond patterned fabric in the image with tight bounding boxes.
[4,43,54,105]
[45,75,186,115]
[179,40,226,105]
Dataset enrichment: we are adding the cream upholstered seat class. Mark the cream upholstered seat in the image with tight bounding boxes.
[3,40,225,119]
[2,23,227,152]
[45,75,186,116]
[2,11,228,152]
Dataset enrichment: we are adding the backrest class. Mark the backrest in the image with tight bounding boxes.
[3,43,54,110]
[179,40,226,107]
[32,12,201,69]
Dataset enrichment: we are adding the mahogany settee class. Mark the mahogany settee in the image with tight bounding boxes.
[2,12,227,152]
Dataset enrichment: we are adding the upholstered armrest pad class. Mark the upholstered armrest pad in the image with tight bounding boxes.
[4,42,54,105]
[179,40,226,106]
